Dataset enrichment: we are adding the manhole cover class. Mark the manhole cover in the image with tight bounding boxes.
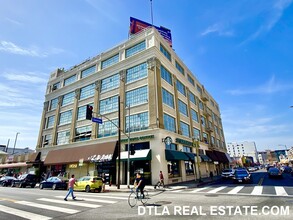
[154,201,172,205]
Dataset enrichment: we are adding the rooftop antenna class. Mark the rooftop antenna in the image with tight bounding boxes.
[150,0,154,26]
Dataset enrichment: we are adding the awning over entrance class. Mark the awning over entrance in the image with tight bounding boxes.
[0,162,29,169]
[26,152,41,164]
[225,153,233,163]
[165,149,194,161]
[206,150,230,163]
[120,149,152,161]
[44,141,118,165]
[200,154,212,162]
[205,150,219,162]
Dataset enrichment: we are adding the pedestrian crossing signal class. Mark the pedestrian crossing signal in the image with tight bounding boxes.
[86,105,93,120]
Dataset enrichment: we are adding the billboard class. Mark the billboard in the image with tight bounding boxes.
[129,17,172,47]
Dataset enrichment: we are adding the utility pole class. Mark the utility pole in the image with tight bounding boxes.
[6,139,10,152]
[127,105,130,188]
[12,132,20,154]
[117,96,121,189]
[150,0,154,26]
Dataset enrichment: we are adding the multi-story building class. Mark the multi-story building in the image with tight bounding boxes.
[36,26,228,185]
[227,141,258,164]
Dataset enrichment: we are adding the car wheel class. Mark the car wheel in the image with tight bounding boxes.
[52,184,57,190]
[31,184,35,188]
[11,182,14,187]
[19,183,23,188]
[97,187,102,193]
[39,184,43,189]
[85,185,91,193]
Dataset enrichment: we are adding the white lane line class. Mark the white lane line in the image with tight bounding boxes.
[251,186,263,195]
[227,186,244,194]
[16,201,79,214]
[191,187,210,193]
[74,194,128,200]
[37,198,101,208]
[275,187,288,196]
[172,190,183,193]
[0,204,51,220]
[55,196,117,204]
[207,186,227,193]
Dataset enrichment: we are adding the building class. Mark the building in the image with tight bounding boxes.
[258,151,268,165]
[36,25,228,185]
[227,141,258,164]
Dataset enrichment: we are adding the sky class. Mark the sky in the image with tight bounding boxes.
[0,0,293,152]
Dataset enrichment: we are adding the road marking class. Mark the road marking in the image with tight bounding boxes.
[275,187,288,196]
[37,198,101,208]
[191,187,210,193]
[258,177,264,186]
[172,190,184,193]
[207,186,227,193]
[251,186,263,195]
[16,201,79,214]
[0,204,51,220]
[55,196,117,204]
[227,186,244,194]
[74,194,128,200]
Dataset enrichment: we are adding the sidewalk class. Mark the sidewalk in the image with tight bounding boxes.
[106,175,222,193]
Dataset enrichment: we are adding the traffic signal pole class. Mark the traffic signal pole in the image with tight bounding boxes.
[117,96,121,189]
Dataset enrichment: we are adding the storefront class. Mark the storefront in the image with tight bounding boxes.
[205,150,230,175]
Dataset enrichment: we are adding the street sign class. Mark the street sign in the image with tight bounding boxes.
[92,117,103,124]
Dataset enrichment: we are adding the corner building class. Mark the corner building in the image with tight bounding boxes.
[37,27,229,185]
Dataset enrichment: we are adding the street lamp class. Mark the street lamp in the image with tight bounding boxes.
[126,105,131,188]
[192,136,202,182]
[12,132,20,154]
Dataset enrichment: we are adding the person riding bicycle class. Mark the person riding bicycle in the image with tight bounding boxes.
[134,172,145,198]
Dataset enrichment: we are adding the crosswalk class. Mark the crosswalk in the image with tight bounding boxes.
[0,193,128,220]
[170,185,293,197]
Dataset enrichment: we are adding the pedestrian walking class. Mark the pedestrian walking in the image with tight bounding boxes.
[154,171,164,189]
[64,174,77,201]
[209,171,214,180]
[101,173,106,192]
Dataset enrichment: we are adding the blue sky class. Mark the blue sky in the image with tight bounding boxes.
[0,0,292,152]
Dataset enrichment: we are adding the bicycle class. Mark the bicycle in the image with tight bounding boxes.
[128,187,149,208]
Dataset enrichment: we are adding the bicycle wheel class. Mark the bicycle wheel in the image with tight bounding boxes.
[141,191,149,205]
[128,192,137,208]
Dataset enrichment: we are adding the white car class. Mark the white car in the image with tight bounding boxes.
[221,169,234,178]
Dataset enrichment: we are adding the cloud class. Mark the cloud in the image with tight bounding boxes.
[2,71,48,84]
[200,23,234,37]
[5,17,22,26]
[226,75,293,95]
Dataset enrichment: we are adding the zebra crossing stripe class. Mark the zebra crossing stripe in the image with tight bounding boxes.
[227,186,244,194]
[0,204,51,220]
[275,187,288,196]
[191,187,210,193]
[16,201,79,214]
[251,186,263,195]
[55,196,117,204]
[207,186,227,193]
[75,194,128,200]
[37,198,101,208]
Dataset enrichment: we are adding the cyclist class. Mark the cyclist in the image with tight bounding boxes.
[134,172,145,198]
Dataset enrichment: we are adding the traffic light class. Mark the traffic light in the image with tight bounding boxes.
[86,105,93,120]
[130,144,135,155]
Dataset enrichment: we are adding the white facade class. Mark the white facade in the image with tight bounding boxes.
[227,141,258,163]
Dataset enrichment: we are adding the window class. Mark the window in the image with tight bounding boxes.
[101,73,120,93]
[168,161,180,178]
[77,104,93,121]
[161,65,172,85]
[203,132,209,144]
[160,44,171,61]
[62,92,75,106]
[126,86,148,107]
[166,143,177,150]
[211,136,215,145]
[187,75,195,86]
[46,115,55,128]
[64,75,76,86]
[57,130,70,145]
[75,125,92,142]
[50,98,58,110]
[175,61,184,75]
[52,82,60,91]
[163,113,176,133]
[214,126,219,135]
[81,66,96,78]
[199,100,204,110]
[162,88,174,108]
[193,128,200,140]
[185,161,194,176]
[197,85,202,94]
[191,109,199,123]
[183,146,192,152]
[125,112,149,132]
[189,92,196,105]
[43,134,52,147]
[98,119,118,138]
[180,121,190,137]
[126,63,147,84]
[210,100,215,107]
[176,80,186,96]
[178,100,188,116]
[80,84,95,100]
[59,110,72,125]
[201,116,206,127]
[99,96,118,114]
[125,41,146,58]
[101,54,119,69]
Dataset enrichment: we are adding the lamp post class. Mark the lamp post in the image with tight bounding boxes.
[192,136,202,182]
[127,105,131,188]
[12,132,20,154]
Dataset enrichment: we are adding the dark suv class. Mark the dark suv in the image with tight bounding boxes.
[11,174,37,188]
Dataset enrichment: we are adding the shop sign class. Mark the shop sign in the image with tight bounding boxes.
[7,155,14,162]
[69,164,78,168]
[175,138,193,147]
[121,135,154,143]
[88,154,113,162]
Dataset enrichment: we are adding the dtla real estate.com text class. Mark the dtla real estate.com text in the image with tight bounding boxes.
[138,205,290,216]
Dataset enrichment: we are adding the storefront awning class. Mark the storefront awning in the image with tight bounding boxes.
[120,149,152,161]
[225,153,233,163]
[44,141,118,165]
[0,162,29,169]
[214,151,229,163]
[205,150,219,162]
[165,149,190,161]
[200,154,212,162]
[26,152,41,164]
[184,152,196,161]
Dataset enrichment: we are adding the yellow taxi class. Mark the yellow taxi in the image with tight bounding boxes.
[75,176,103,192]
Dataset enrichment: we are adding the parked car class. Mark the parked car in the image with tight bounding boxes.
[268,167,283,178]
[232,169,252,183]
[39,177,67,190]
[221,169,234,178]
[280,166,292,174]
[75,176,103,192]
[0,176,16,187]
[11,174,37,188]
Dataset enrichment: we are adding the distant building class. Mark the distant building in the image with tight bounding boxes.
[258,151,268,165]
[227,141,258,164]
